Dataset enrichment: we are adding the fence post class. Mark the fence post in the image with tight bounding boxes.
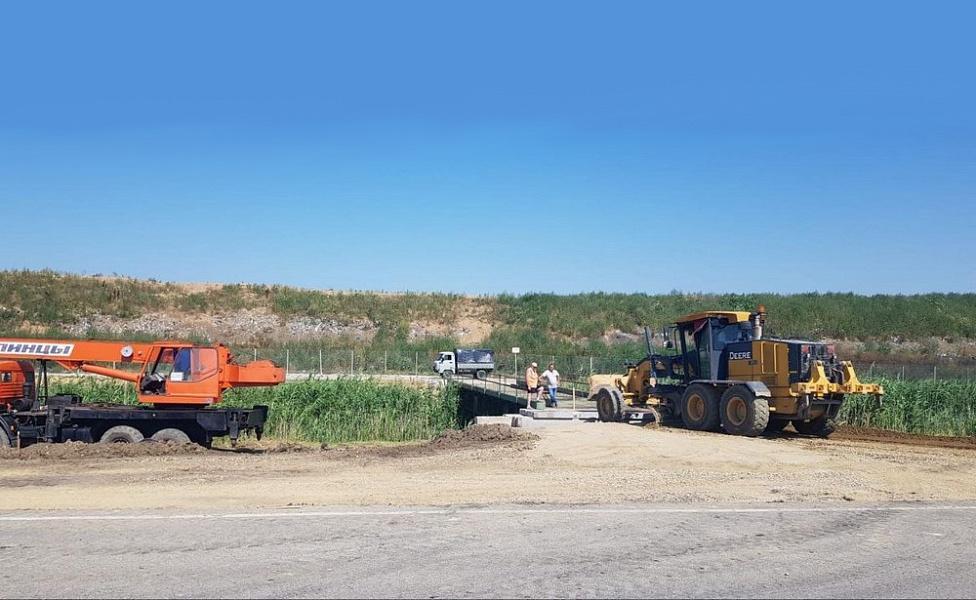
[319,349,323,376]
[285,349,290,376]
[415,352,418,378]
[590,356,594,376]
[350,349,354,376]
[934,365,937,380]
[253,348,257,361]
[384,351,388,374]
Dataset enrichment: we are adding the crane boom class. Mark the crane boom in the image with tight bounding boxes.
[0,338,284,406]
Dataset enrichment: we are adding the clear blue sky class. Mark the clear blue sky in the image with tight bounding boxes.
[1,1,973,294]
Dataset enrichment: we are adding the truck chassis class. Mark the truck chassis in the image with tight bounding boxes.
[0,394,267,448]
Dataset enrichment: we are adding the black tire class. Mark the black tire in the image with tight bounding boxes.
[475,370,487,380]
[99,425,144,444]
[680,384,721,431]
[765,419,790,433]
[0,427,11,448]
[594,387,624,422]
[793,415,836,438]
[719,385,769,437]
[151,428,191,444]
[442,370,454,381]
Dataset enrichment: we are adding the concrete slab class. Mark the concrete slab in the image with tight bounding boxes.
[519,408,576,420]
[519,408,600,422]
[511,413,600,428]
[472,415,518,426]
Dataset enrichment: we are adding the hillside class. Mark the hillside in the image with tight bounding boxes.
[1,270,975,362]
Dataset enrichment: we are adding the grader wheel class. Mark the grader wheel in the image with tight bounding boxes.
[680,384,721,431]
[719,385,769,437]
[594,386,624,422]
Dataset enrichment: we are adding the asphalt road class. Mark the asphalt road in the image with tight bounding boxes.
[1,503,974,598]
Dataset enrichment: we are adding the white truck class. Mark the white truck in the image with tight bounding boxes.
[433,348,495,380]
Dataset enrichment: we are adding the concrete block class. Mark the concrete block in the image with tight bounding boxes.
[473,415,518,426]
[519,408,576,420]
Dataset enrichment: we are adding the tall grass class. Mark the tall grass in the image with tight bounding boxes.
[225,379,460,443]
[841,378,976,436]
[47,377,461,443]
[49,377,138,405]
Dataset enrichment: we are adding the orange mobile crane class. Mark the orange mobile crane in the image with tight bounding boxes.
[0,338,284,447]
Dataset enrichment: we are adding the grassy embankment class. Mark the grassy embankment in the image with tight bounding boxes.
[4,270,976,363]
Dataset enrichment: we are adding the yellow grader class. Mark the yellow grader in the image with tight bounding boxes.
[588,306,883,437]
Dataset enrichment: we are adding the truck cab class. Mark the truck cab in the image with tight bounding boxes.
[433,351,456,377]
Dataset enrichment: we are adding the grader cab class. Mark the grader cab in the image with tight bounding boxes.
[589,307,883,437]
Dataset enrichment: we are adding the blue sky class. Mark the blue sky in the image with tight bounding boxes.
[1,1,973,294]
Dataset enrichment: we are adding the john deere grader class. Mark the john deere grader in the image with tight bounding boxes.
[588,307,883,437]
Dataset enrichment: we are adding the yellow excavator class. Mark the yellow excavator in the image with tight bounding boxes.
[588,306,883,437]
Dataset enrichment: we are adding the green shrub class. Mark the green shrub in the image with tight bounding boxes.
[841,378,976,436]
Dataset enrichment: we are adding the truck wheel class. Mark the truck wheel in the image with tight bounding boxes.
[793,415,836,438]
[680,384,721,431]
[719,385,769,437]
[442,370,454,381]
[765,419,790,434]
[151,428,191,444]
[99,426,144,444]
[0,428,10,448]
[474,369,487,380]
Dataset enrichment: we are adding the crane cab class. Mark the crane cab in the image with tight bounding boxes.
[0,360,35,411]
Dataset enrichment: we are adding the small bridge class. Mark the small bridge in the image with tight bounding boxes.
[453,374,598,421]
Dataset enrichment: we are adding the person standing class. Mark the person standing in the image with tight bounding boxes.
[525,362,540,406]
[542,363,560,408]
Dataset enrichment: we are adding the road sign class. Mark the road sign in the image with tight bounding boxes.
[511,347,520,354]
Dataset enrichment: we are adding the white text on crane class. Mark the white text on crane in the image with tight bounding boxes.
[0,341,75,356]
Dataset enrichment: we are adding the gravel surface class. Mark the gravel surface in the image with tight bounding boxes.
[0,423,974,511]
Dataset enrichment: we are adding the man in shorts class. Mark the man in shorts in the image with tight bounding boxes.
[525,362,540,405]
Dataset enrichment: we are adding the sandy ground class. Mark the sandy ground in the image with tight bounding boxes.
[1,423,975,511]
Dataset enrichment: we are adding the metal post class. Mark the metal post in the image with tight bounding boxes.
[384,351,388,374]
[589,356,594,375]
[415,352,418,378]
[319,349,323,376]
[254,348,257,361]
[285,349,289,376]
[934,365,937,380]
[350,349,355,376]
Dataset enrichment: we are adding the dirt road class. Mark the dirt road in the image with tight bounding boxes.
[1,423,975,511]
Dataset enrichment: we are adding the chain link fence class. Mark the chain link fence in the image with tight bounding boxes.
[234,347,976,383]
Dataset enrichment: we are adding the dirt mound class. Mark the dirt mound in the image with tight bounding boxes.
[320,424,539,461]
[833,426,976,450]
[0,425,538,462]
[0,441,207,460]
[430,424,538,448]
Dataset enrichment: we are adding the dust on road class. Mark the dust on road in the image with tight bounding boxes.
[0,423,973,510]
